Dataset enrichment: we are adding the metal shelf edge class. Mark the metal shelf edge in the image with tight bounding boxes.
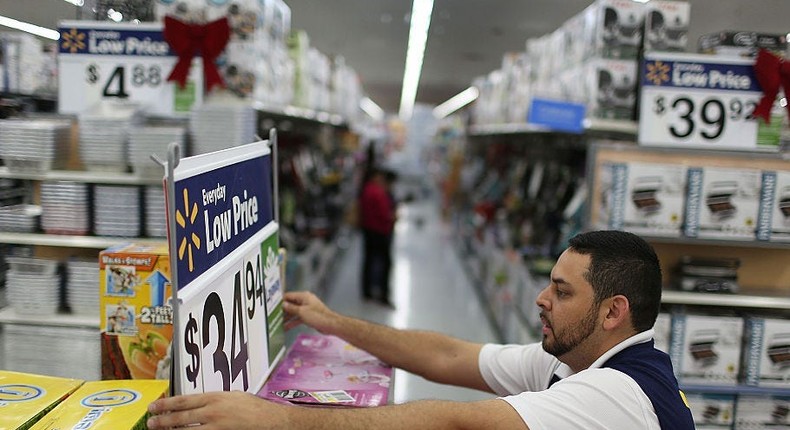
[0,167,163,185]
[0,232,165,248]
[662,290,790,309]
[0,307,99,329]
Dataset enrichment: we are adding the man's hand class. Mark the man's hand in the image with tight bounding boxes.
[283,291,342,334]
[147,391,288,429]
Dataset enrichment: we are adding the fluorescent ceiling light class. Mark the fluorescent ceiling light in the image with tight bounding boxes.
[63,0,85,6]
[398,0,434,120]
[631,0,650,3]
[0,15,60,40]
[433,87,479,119]
[360,97,385,121]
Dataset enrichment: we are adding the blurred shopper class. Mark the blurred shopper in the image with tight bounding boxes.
[358,167,396,306]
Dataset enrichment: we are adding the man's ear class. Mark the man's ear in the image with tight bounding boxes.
[601,295,631,331]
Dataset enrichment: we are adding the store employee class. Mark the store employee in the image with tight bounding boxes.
[147,230,695,430]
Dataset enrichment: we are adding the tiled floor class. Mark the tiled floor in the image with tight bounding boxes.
[319,195,497,404]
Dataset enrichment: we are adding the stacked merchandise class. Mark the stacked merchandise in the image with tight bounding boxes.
[472,0,690,125]
[65,259,100,316]
[4,256,60,316]
[40,181,90,235]
[0,178,38,233]
[154,0,294,108]
[189,103,256,155]
[79,106,141,172]
[331,56,363,123]
[145,185,167,237]
[0,118,71,173]
[0,245,6,307]
[2,324,100,380]
[128,126,187,176]
[93,185,141,237]
[0,32,52,95]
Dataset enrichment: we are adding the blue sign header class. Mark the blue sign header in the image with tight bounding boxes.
[173,155,274,289]
[58,25,173,56]
[642,58,760,92]
[527,98,586,134]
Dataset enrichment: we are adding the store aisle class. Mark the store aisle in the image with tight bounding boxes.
[321,195,498,404]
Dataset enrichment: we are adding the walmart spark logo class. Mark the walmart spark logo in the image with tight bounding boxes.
[61,28,86,53]
[81,389,139,408]
[0,385,44,402]
[646,61,671,86]
[176,188,202,272]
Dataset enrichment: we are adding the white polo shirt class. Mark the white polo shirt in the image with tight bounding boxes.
[478,329,661,430]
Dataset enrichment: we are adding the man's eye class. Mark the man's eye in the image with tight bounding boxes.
[556,289,568,298]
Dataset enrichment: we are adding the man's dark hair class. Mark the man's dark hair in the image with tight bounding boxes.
[568,230,662,332]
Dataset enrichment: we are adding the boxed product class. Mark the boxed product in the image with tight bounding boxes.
[599,161,686,236]
[669,314,743,385]
[685,392,735,429]
[653,312,672,354]
[643,1,690,52]
[29,380,169,430]
[99,243,173,381]
[0,371,83,430]
[757,170,790,242]
[586,58,638,119]
[589,0,645,59]
[735,395,790,429]
[684,166,762,240]
[699,31,788,58]
[743,317,790,387]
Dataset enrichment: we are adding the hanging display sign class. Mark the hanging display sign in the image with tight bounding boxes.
[527,98,586,133]
[166,141,285,396]
[638,52,777,151]
[57,20,201,116]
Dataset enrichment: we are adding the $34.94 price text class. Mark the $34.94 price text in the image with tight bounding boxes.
[652,95,757,141]
[183,256,266,392]
[86,64,162,99]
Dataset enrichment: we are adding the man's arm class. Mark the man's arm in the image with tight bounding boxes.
[147,391,528,430]
[283,291,491,392]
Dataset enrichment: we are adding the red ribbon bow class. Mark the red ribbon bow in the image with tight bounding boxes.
[753,48,790,125]
[163,16,230,92]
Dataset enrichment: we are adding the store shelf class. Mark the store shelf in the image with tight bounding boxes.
[644,235,790,250]
[0,167,163,185]
[680,383,790,397]
[253,103,346,128]
[0,232,165,249]
[662,290,790,310]
[467,119,638,138]
[0,307,99,329]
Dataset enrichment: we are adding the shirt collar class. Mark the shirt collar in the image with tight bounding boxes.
[552,329,655,378]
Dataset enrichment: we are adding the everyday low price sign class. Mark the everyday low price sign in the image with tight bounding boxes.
[57,21,201,115]
[639,52,776,151]
[168,142,284,395]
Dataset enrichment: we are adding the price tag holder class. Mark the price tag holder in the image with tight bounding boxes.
[168,141,285,395]
[639,52,775,151]
[57,20,202,116]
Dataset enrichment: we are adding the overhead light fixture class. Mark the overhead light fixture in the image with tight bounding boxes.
[398,0,434,120]
[433,86,479,119]
[63,0,85,6]
[107,9,124,22]
[0,15,60,40]
[631,0,650,3]
[360,97,385,121]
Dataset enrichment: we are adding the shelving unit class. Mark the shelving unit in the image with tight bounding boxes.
[0,167,162,185]
[0,232,164,249]
[0,307,98,329]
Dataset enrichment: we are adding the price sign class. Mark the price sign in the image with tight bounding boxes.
[168,141,285,395]
[57,20,202,116]
[639,52,769,151]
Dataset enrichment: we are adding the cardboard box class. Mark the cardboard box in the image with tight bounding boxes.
[99,243,173,381]
[757,171,790,242]
[670,314,743,385]
[644,1,690,52]
[589,0,645,59]
[0,371,83,430]
[684,166,762,240]
[735,395,790,429]
[653,312,672,354]
[686,392,735,428]
[586,58,638,119]
[743,317,790,387]
[699,31,788,58]
[600,162,686,236]
[29,380,169,430]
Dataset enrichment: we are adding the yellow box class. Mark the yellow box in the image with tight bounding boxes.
[29,380,169,430]
[0,371,83,430]
[99,243,173,381]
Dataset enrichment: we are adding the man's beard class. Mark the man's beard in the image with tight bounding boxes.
[542,302,599,357]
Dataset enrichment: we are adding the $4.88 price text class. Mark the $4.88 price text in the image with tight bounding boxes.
[182,251,267,393]
[86,63,163,99]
